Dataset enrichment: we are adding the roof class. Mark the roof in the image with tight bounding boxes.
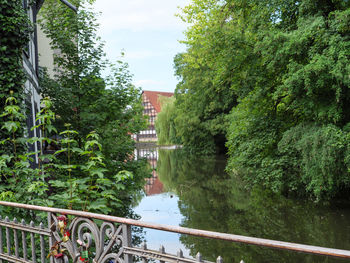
[143,90,174,113]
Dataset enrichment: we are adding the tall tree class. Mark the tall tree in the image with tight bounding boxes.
[155,96,180,145]
[38,0,149,211]
[166,0,350,200]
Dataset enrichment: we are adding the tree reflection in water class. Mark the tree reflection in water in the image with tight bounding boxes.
[157,149,350,263]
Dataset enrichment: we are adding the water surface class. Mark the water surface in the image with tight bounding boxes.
[134,147,350,263]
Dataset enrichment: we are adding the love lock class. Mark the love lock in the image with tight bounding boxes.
[47,242,59,258]
[57,215,68,235]
[81,250,88,258]
[77,239,89,262]
[47,241,65,259]
[62,230,70,242]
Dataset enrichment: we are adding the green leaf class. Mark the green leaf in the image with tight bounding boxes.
[90,168,108,178]
[2,121,20,132]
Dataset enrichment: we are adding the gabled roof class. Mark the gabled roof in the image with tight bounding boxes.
[143,90,174,113]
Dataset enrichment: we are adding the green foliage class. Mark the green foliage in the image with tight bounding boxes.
[0,0,149,214]
[155,96,180,145]
[164,0,350,200]
[0,0,31,152]
[1,97,52,205]
[225,0,350,200]
[278,124,350,200]
[36,0,148,212]
[0,96,142,214]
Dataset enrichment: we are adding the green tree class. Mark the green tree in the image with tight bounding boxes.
[226,0,350,200]
[171,0,263,153]
[165,0,350,200]
[155,96,180,145]
[37,0,149,212]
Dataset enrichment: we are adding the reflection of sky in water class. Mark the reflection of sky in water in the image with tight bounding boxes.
[133,192,191,257]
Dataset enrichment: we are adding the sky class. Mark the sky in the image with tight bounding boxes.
[92,0,190,93]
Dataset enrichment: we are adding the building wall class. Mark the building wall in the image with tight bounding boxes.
[135,91,174,142]
[37,24,56,78]
[23,0,42,165]
[138,93,158,141]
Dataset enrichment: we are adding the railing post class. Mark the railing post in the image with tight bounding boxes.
[141,242,147,263]
[122,224,132,263]
[13,218,19,258]
[48,212,53,263]
[159,245,165,263]
[30,221,37,263]
[21,219,28,261]
[5,217,10,256]
[39,222,45,263]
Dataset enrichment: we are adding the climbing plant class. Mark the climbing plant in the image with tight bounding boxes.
[0,0,32,151]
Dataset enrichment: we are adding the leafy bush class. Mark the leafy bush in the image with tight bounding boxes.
[278,124,350,200]
[0,96,144,214]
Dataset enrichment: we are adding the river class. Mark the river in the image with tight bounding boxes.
[133,147,350,263]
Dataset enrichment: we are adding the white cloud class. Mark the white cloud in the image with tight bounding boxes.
[92,0,190,33]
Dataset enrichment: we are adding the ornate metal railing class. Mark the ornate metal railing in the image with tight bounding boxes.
[0,201,350,263]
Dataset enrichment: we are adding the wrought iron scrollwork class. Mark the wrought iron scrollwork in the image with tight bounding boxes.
[0,205,224,263]
[51,214,127,263]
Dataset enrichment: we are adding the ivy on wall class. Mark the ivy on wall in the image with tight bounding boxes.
[0,0,32,149]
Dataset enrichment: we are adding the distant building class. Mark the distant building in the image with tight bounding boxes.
[136,90,174,141]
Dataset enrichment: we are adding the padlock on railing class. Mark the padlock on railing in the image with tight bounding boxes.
[62,230,70,242]
[77,239,89,262]
[57,215,68,235]
[81,250,88,259]
[47,241,67,259]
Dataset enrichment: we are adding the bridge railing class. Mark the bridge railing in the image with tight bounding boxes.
[0,201,349,263]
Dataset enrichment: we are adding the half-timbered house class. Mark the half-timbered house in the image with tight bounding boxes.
[137,90,174,141]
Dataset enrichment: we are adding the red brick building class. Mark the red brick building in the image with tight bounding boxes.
[137,90,174,141]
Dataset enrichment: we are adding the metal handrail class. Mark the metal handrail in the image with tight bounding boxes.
[0,201,350,259]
